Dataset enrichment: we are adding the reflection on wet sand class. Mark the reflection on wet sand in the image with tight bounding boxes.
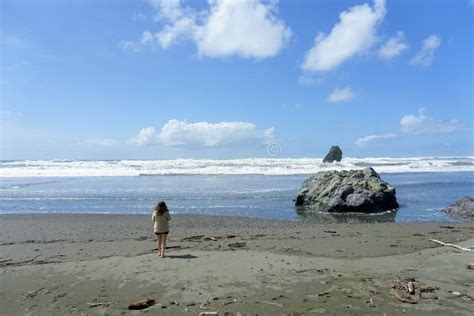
[295,207,397,224]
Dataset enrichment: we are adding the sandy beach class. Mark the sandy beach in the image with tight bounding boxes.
[0,214,473,315]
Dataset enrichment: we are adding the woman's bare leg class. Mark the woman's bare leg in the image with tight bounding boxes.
[161,234,167,257]
[157,234,162,255]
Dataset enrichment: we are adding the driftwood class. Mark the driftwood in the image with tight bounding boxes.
[165,245,183,249]
[439,225,455,229]
[429,239,473,252]
[135,236,151,241]
[391,289,417,304]
[417,284,437,294]
[392,280,409,292]
[87,301,111,308]
[23,288,47,299]
[1,255,41,267]
[228,242,246,248]
[256,300,284,307]
[449,291,474,301]
[204,236,223,241]
[181,235,205,241]
[128,298,155,310]
[203,235,237,241]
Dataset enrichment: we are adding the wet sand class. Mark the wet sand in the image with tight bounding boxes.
[0,214,473,315]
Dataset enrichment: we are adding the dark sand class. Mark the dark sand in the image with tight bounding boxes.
[0,214,473,315]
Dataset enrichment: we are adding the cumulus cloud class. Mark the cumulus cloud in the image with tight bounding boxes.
[128,119,274,147]
[355,133,397,148]
[150,0,188,22]
[119,40,140,52]
[409,34,441,67]
[400,108,459,134]
[194,0,291,58]
[378,31,408,60]
[122,0,292,59]
[128,127,160,146]
[120,31,158,52]
[157,17,196,48]
[355,108,463,147]
[301,0,386,72]
[326,87,356,102]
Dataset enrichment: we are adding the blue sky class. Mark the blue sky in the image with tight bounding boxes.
[1,0,473,160]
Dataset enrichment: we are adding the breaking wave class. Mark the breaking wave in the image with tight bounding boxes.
[1,157,473,177]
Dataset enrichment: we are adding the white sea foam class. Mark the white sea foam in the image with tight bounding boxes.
[0,157,473,177]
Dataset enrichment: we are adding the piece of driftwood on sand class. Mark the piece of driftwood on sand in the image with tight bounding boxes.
[429,239,473,252]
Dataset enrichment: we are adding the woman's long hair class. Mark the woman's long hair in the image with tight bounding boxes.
[154,201,168,216]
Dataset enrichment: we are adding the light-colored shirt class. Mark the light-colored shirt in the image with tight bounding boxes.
[152,210,171,233]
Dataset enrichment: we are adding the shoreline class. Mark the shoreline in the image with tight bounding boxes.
[1,214,473,315]
[0,210,464,225]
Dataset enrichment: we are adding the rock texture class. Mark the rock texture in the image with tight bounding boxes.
[323,146,343,163]
[442,197,474,218]
[295,167,398,213]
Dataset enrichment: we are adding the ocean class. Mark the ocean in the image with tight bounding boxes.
[1,157,473,223]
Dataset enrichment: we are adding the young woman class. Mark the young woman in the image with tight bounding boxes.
[152,201,171,258]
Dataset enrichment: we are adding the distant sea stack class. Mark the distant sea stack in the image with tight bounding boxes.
[295,167,399,213]
[442,197,474,218]
[323,145,342,163]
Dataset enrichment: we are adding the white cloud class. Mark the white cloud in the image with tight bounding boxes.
[156,17,196,48]
[122,0,291,59]
[194,0,291,58]
[301,0,386,72]
[355,133,397,148]
[355,107,463,147]
[119,40,141,52]
[326,87,356,102]
[120,31,164,52]
[400,108,459,134]
[132,12,148,22]
[128,127,160,145]
[409,34,441,67]
[297,75,324,86]
[150,0,188,22]
[128,119,274,147]
[378,31,408,60]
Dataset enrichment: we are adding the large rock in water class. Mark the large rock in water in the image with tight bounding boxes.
[295,167,399,213]
[323,146,342,163]
[442,197,474,218]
